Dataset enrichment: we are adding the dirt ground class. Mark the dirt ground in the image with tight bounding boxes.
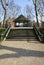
[0,40,44,65]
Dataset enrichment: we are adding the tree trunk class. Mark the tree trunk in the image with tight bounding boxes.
[3,9,6,27]
[34,0,39,26]
[1,0,6,27]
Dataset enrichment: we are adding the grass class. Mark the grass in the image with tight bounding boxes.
[0,28,5,34]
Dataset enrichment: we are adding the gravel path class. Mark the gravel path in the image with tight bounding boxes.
[0,40,44,65]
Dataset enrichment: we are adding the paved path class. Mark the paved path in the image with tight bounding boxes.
[0,40,44,65]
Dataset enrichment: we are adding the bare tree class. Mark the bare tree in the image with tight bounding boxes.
[9,0,21,18]
[42,0,44,6]
[0,0,21,27]
[32,0,39,26]
[32,0,44,26]
[0,0,8,27]
[25,5,34,20]
[41,0,44,18]
[12,4,21,18]
[37,0,44,21]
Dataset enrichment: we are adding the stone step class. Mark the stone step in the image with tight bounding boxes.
[6,28,39,41]
[6,37,38,41]
[6,38,39,42]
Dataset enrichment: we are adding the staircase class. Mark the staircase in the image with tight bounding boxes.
[6,27,39,42]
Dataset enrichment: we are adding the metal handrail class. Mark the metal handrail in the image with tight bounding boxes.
[34,26,44,42]
[1,26,10,40]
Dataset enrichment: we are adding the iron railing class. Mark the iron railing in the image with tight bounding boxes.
[34,25,44,42]
[1,26,10,40]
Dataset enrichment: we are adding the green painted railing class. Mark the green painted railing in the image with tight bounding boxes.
[34,26,44,42]
[1,26,10,41]
[0,28,5,40]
